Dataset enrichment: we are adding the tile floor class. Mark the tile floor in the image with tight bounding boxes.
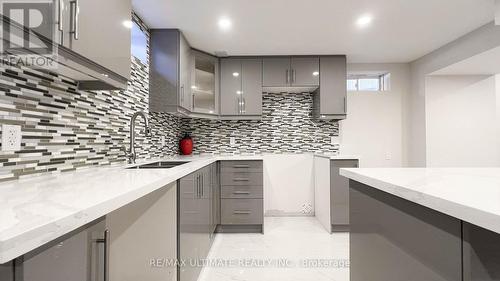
[198,217,349,281]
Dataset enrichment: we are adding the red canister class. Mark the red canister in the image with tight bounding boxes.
[179,134,193,155]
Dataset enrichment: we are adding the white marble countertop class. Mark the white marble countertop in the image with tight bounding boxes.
[0,154,263,263]
[314,153,360,160]
[340,168,500,234]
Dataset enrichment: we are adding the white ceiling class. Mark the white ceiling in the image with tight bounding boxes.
[133,0,495,63]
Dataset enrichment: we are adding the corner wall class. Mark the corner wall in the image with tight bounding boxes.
[340,63,410,167]
[407,22,500,167]
[425,75,499,167]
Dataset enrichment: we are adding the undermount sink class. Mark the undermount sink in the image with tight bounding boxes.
[127,161,190,169]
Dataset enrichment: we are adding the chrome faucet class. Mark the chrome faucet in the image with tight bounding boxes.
[127,111,151,164]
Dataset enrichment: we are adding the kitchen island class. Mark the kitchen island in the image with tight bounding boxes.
[340,168,500,281]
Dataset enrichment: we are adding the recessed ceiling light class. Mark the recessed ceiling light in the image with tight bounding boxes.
[232,72,239,77]
[191,85,198,90]
[122,20,133,29]
[356,15,373,27]
[218,17,232,31]
[312,71,319,76]
[236,90,242,95]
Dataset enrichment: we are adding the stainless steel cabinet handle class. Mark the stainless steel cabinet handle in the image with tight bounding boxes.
[232,165,250,168]
[192,93,195,109]
[242,98,246,113]
[180,85,184,105]
[96,230,110,281]
[58,0,63,31]
[201,174,204,197]
[69,0,79,40]
[343,97,347,113]
[195,175,199,198]
[292,69,296,84]
[233,210,251,215]
[286,69,289,84]
[233,178,250,181]
[198,175,201,198]
[58,0,64,43]
[233,191,251,194]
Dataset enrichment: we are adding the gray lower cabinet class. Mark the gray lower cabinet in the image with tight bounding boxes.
[0,262,12,281]
[178,164,217,281]
[350,180,462,281]
[330,159,358,231]
[463,222,500,281]
[219,161,263,232]
[13,218,108,281]
[313,56,347,120]
[221,199,263,225]
[220,58,262,118]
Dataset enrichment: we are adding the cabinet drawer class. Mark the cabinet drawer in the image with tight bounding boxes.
[220,161,263,173]
[221,172,263,186]
[221,185,263,199]
[221,199,263,225]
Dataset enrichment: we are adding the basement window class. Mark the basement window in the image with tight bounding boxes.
[131,21,148,65]
[347,72,391,92]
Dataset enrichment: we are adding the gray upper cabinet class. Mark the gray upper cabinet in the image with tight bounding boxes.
[241,59,263,116]
[330,159,358,231]
[191,50,218,115]
[263,57,319,87]
[4,0,133,89]
[220,58,241,116]
[178,166,217,281]
[313,56,347,120]
[220,58,262,118]
[64,0,131,82]
[179,35,192,111]
[290,57,319,86]
[150,29,192,115]
[262,58,290,87]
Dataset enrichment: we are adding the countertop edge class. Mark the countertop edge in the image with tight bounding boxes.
[0,156,266,263]
[340,168,500,235]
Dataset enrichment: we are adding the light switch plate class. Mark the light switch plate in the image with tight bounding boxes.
[2,124,22,151]
[229,137,236,146]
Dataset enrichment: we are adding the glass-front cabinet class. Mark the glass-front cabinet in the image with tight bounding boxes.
[191,50,218,115]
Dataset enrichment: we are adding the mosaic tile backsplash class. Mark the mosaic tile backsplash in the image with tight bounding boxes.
[0,14,338,182]
[0,56,181,182]
[182,93,339,155]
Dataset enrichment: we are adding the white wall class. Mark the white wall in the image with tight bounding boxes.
[340,63,410,167]
[425,75,500,167]
[263,154,315,216]
[408,22,500,167]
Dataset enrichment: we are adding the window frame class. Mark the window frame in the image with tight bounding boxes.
[347,72,390,92]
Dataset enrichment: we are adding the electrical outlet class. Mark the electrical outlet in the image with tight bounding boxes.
[229,137,236,146]
[331,136,340,145]
[161,136,165,146]
[2,124,21,151]
[385,152,392,160]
